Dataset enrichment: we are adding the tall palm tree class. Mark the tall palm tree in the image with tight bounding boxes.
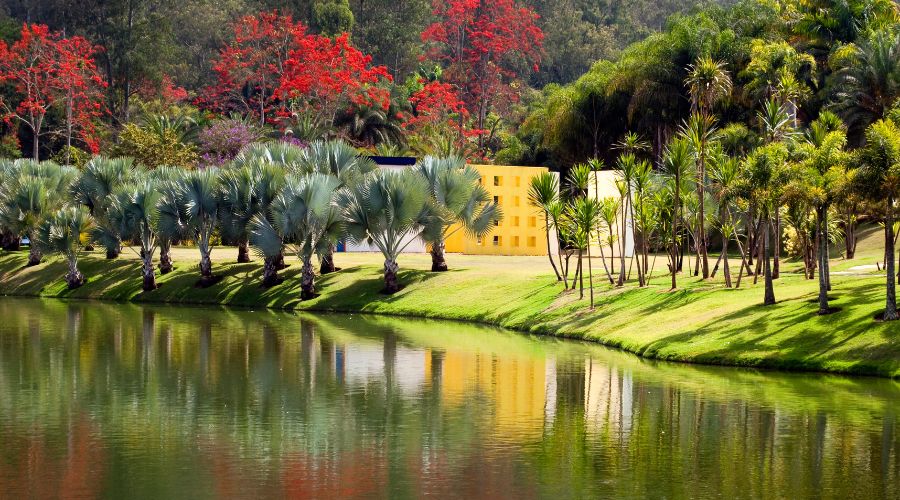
[180,169,221,283]
[73,157,136,259]
[415,156,501,272]
[857,119,900,320]
[661,138,694,289]
[251,173,341,299]
[685,56,732,279]
[35,206,94,289]
[597,197,620,285]
[569,196,602,307]
[528,172,562,282]
[337,169,431,294]
[219,166,256,263]
[152,167,188,275]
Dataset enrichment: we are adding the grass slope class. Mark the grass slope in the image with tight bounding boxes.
[1,228,898,378]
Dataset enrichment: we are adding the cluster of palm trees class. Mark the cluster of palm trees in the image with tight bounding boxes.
[530,54,900,321]
[0,141,500,296]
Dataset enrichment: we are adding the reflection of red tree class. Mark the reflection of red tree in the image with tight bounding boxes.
[0,417,106,498]
[281,450,387,499]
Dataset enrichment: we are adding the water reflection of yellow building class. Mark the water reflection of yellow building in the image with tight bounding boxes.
[437,351,556,439]
[444,164,558,256]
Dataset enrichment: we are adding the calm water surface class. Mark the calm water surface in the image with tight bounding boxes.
[0,297,898,499]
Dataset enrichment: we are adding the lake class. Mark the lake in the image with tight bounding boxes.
[0,297,897,499]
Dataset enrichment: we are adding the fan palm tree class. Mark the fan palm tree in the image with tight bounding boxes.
[180,169,221,282]
[219,166,256,263]
[528,172,562,281]
[415,156,501,272]
[337,169,431,294]
[0,161,76,266]
[857,118,900,320]
[35,206,94,289]
[152,167,188,274]
[299,140,378,273]
[119,178,164,291]
[251,173,341,299]
[73,157,136,259]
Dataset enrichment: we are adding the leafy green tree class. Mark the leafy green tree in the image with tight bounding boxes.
[35,206,94,289]
[857,118,900,320]
[337,169,431,294]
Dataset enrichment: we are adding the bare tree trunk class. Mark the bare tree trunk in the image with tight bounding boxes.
[587,245,595,308]
[66,257,85,289]
[106,244,120,259]
[199,251,213,278]
[430,239,448,272]
[261,255,280,287]
[598,244,614,284]
[817,206,830,315]
[159,241,173,274]
[544,217,561,281]
[383,259,400,294]
[723,241,732,289]
[142,254,157,291]
[319,246,337,274]
[300,256,316,300]
[27,239,42,266]
[237,238,251,263]
[773,209,781,279]
[763,221,776,306]
[884,197,898,320]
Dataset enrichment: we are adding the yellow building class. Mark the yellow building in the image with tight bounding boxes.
[445,164,557,256]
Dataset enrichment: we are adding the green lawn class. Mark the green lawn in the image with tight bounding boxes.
[1,228,898,377]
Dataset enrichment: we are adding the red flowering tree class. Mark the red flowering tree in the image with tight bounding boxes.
[278,32,392,130]
[57,36,106,159]
[201,11,303,126]
[404,78,480,157]
[0,24,105,161]
[421,0,543,150]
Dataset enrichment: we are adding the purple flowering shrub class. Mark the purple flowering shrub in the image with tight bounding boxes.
[198,119,262,167]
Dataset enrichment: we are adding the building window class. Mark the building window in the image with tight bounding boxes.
[527,236,536,247]
[528,216,537,227]
[512,216,519,227]
[494,218,500,226]
[493,235,501,246]
[514,196,520,207]
[513,236,520,247]
[493,176,502,186]
[477,236,483,245]
[494,196,502,205]
[515,176,521,187]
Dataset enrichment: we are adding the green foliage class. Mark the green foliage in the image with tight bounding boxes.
[114,123,199,169]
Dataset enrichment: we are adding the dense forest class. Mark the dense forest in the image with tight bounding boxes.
[0,0,739,163]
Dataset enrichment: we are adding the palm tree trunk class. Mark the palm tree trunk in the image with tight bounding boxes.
[598,244,614,284]
[587,245,595,308]
[544,217,561,281]
[160,240,173,274]
[66,255,85,289]
[199,251,213,278]
[142,253,157,291]
[261,255,280,288]
[27,238,42,266]
[300,256,316,300]
[430,239,448,272]
[577,249,584,299]
[763,221,776,306]
[884,197,898,321]
[773,209,781,279]
[723,240,732,288]
[817,206,830,315]
[319,246,337,274]
[237,238,251,263]
[383,258,400,294]
[106,244,120,260]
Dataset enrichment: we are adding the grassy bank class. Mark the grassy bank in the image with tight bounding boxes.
[1,229,898,378]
